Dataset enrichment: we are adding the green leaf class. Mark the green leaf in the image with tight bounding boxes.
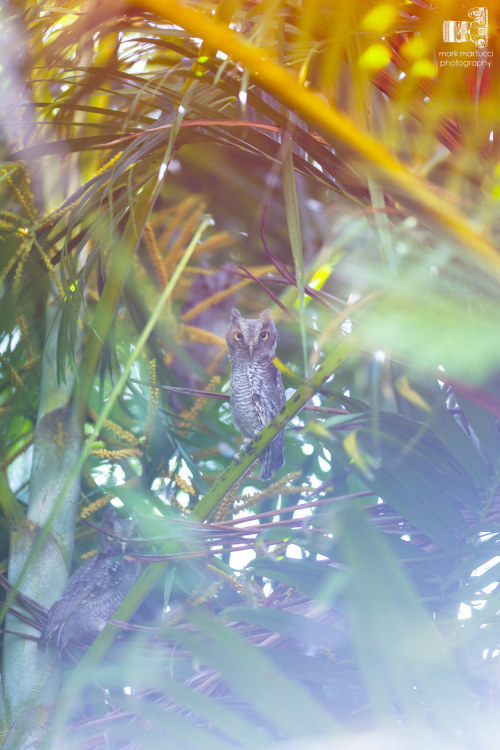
[218,605,345,650]
[249,557,347,598]
[168,609,338,737]
[335,505,474,729]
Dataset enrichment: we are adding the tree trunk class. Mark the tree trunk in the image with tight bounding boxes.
[2,298,83,741]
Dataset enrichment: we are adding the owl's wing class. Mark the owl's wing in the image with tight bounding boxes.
[38,556,101,649]
[251,361,285,428]
[252,362,286,481]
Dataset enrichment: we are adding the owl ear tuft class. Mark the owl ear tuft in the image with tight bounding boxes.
[259,309,271,322]
[230,308,241,323]
[101,506,117,526]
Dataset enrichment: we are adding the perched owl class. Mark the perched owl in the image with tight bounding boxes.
[38,508,140,652]
[226,308,286,480]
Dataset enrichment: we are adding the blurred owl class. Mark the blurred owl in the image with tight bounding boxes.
[226,308,286,480]
[38,508,140,652]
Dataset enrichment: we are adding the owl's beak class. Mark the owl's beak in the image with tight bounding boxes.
[248,343,254,357]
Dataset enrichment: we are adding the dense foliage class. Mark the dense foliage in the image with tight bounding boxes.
[1,1,500,748]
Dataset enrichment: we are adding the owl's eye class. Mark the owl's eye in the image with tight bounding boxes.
[234,332,244,341]
[259,331,269,340]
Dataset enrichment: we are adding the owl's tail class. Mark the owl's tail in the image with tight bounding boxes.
[259,431,285,481]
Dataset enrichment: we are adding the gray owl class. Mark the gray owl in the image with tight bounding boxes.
[38,508,140,652]
[226,308,286,480]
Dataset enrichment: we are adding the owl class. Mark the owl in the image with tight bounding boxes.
[226,308,286,480]
[38,508,140,652]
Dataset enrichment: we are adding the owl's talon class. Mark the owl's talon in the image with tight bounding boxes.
[234,451,241,463]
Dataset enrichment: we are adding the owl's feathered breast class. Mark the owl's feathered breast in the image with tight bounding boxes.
[39,553,140,651]
[230,357,284,438]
